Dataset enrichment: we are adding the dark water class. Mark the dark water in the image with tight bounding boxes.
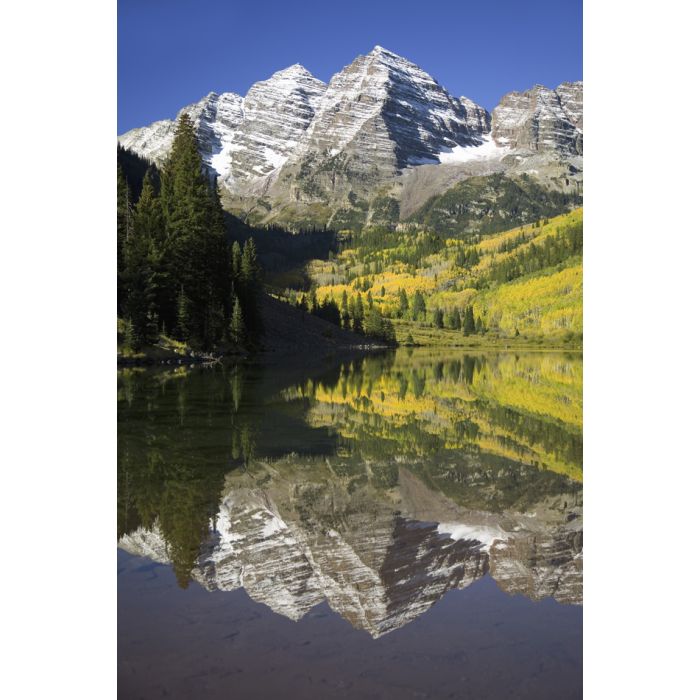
[118,349,582,699]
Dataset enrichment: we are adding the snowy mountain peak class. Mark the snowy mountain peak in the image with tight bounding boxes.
[369,44,402,58]
[267,63,323,84]
[118,50,582,228]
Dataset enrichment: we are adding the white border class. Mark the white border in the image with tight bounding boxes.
[2,1,699,697]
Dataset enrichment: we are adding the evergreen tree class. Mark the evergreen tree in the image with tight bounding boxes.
[158,113,231,347]
[411,291,426,321]
[117,164,133,315]
[122,318,136,351]
[341,290,350,328]
[352,294,365,334]
[308,288,318,314]
[447,308,461,330]
[463,305,476,335]
[366,290,373,309]
[230,294,246,345]
[398,288,409,318]
[176,287,192,342]
[123,171,161,347]
[123,238,157,348]
[432,308,444,328]
[240,238,263,339]
[133,168,164,244]
[231,241,242,284]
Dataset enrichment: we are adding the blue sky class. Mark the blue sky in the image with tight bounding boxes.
[118,0,582,133]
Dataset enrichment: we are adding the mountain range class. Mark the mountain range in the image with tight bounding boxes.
[119,46,583,230]
[120,465,582,638]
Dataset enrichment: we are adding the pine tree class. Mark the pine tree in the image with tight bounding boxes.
[353,294,364,334]
[176,287,192,342]
[411,291,426,321]
[231,241,242,284]
[240,238,263,339]
[230,294,246,345]
[117,164,133,315]
[432,308,444,328]
[309,288,318,314]
[133,168,164,243]
[123,172,160,347]
[347,295,356,326]
[158,113,231,347]
[123,318,136,352]
[447,308,461,330]
[341,290,349,328]
[398,288,409,318]
[463,305,476,335]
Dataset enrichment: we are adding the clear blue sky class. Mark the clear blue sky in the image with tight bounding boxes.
[118,0,582,133]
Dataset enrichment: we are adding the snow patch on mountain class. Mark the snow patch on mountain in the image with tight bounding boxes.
[438,133,510,164]
[437,522,506,548]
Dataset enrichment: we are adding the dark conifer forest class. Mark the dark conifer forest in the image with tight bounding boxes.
[117,114,262,351]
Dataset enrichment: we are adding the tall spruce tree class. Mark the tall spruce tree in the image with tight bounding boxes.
[398,288,409,318]
[463,305,476,335]
[447,308,461,330]
[341,290,349,328]
[117,164,133,315]
[123,169,163,347]
[240,238,263,339]
[231,241,242,283]
[230,294,246,345]
[353,294,364,334]
[412,291,426,321]
[158,113,230,348]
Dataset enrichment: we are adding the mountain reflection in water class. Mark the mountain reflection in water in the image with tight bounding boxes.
[118,349,582,638]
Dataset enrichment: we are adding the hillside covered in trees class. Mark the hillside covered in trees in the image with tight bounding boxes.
[272,209,582,346]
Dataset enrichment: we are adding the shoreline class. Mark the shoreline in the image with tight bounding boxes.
[117,339,580,369]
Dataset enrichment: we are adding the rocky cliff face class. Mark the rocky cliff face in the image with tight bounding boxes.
[491,82,583,156]
[459,96,492,133]
[220,65,326,193]
[119,91,245,171]
[118,48,582,229]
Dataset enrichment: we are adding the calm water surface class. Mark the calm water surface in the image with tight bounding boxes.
[118,349,582,699]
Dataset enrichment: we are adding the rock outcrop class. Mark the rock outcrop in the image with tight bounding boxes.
[491,82,583,155]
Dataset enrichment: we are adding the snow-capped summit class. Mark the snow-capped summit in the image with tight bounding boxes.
[289,44,488,173]
[118,48,582,228]
[219,64,326,187]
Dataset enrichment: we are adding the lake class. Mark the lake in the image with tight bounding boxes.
[118,349,582,699]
